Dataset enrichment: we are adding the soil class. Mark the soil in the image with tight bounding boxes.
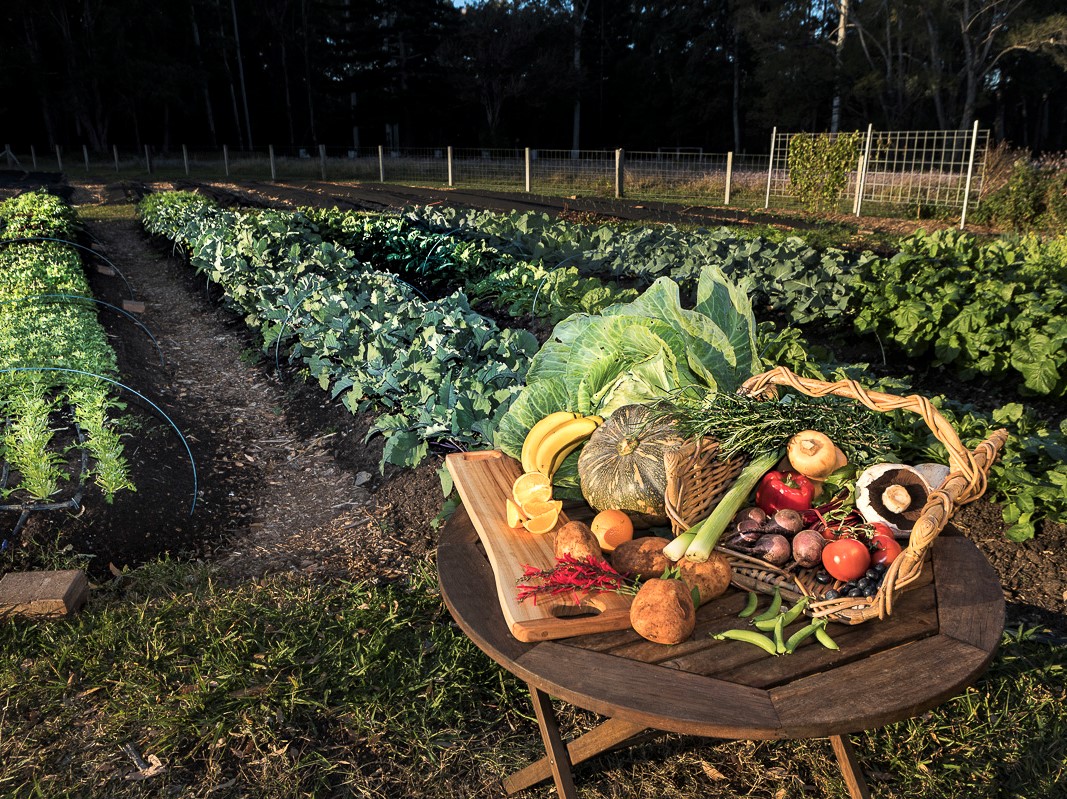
[1,173,1064,639]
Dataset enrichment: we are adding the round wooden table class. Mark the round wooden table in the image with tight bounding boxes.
[437,506,1005,799]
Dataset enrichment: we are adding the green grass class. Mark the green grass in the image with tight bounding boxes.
[0,556,1063,798]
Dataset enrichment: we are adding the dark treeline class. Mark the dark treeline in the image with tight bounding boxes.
[2,0,1065,155]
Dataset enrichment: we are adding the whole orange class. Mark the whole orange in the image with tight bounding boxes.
[590,509,635,551]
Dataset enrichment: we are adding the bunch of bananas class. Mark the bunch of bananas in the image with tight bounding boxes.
[520,411,603,480]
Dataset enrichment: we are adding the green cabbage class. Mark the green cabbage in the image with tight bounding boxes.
[495,263,761,491]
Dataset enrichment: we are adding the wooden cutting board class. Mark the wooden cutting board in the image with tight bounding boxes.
[445,450,635,642]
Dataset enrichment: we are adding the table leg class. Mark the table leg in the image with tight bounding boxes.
[505,683,649,797]
[829,735,872,799]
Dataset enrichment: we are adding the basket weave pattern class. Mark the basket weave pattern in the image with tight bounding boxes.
[664,366,1008,625]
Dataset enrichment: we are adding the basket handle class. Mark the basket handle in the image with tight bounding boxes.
[741,366,1008,621]
[740,366,995,498]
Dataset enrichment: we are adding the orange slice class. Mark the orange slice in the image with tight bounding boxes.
[505,498,528,529]
[522,506,560,534]
[520,499,563,518]
[512,472,553,507]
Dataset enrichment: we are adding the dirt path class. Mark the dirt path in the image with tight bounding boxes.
[60,185,444,584]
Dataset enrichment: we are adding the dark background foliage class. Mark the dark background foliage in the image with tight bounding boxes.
[1,0,1065,154]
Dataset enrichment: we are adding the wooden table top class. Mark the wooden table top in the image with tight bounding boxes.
[438,505,1005,741]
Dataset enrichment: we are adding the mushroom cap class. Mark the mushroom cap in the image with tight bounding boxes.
[855,463,932,537]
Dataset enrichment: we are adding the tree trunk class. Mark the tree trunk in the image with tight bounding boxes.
[216,0,246,149]
[732,25,741,152]
[570,0,590,157]
[230,0,254,149]
[191,2,219,147]
[301,0,317,143]
[280,35,296,147]
[830,0,849,132]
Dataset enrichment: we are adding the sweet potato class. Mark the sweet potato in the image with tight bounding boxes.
[610,536,669,579]
[629,578,696,645]
[553,521,601,562]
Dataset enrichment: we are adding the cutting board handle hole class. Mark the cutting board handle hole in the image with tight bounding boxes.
[550,605,602,619]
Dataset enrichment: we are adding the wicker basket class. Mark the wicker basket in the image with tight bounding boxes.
[663,366,1008,625]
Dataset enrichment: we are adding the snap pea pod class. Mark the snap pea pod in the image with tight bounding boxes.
[815,623,840,651]
[738,591,759,618]
[784,622,821,653]
[754,596,811,631]
[752,588,782,623]
[713,628,779,656]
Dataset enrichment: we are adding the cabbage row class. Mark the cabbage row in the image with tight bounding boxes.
[138,192,539,470]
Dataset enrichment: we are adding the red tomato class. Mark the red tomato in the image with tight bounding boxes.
[822,538,872,582]
[870,533,902,567]
[821,526,840,541]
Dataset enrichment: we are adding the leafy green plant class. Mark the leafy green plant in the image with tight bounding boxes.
[466,260,638,323]
[853,228,1067,398]
[0,193,133,502]
[0,384,66,500]
[787,132,863,213]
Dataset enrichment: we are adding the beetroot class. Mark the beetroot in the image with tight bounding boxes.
[792,529,826,568]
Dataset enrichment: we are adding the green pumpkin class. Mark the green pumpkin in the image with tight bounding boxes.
[577,404,684,523]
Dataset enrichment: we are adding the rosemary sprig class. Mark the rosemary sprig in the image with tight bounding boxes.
[652,389,894,464]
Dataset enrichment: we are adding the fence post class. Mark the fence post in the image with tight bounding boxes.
[378,145,385,182]
[615,148,624,199]
[182,144,190,176]
[56,145,63,172]
[524,147,531,192]
[83,144,90,172]
[269,145,276,180]
[763,127,776,209]
[144,144,152,174]
[447,146,453,187]
[851,156,864,215]
[4,144,12,167]
[960,119,980,230]
[31,145,37,169]
[319,144,327,180]
[855,123,873,217]
[113,144,120,172]
[725,151,734,205]
[223,144,230,177]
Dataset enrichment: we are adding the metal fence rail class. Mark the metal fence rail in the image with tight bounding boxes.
[2,128,991,226]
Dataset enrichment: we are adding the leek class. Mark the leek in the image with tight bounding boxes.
[683,449,783,562]
[662,532,696,562]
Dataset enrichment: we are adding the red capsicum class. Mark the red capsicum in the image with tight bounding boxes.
[755,470,816,514]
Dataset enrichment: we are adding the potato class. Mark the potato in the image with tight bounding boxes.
[553,521,602,562]
[629,578,696,645]
[677,553,732,606]
[610,536,669,580]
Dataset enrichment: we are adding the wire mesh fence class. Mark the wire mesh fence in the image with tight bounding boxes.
[766,125,988,220]
[1,128,991,224]
[623,150,770,205]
